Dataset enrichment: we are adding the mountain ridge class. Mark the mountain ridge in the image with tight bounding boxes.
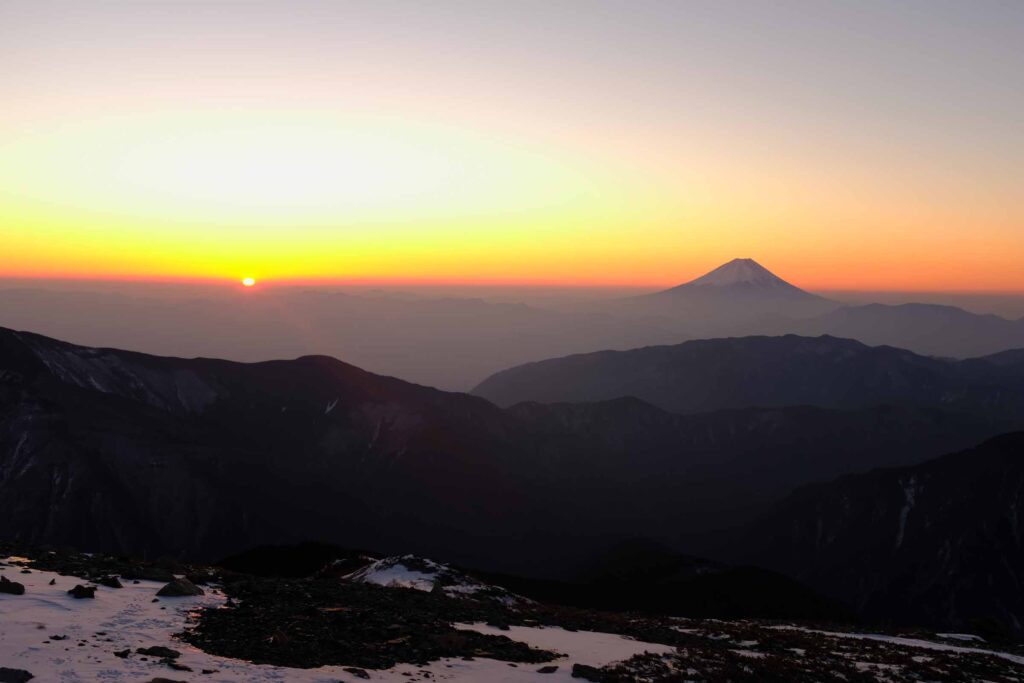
[2,325,1016,576]
[472,333,1024,416]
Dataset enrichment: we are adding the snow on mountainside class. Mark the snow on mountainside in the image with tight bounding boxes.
[628,258,835,321]
[649,258,827,299]
[685,258,796,289]
[25,335,221,414]
[343,555,527,605]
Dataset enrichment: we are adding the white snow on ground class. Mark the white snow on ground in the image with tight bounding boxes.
[0,558,670,682]
[937,633,986,642]
[766,625,1024,666]
[455,622,674,668]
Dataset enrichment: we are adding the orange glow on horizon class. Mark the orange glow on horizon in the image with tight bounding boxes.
[2,3,1022,297]
[2,266,1023,295]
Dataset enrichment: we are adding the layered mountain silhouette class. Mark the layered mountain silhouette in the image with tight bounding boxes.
[0,286,682,391]
[3,262,1023,391]
[473,334,1024,416]
[738,433,1024,637]
[3,325,1024,634]
[1,326,1016,577]
[787,302,1024,358]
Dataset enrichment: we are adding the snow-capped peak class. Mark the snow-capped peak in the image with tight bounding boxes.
[685,258,790,288]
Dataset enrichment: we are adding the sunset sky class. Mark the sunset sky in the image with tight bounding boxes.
[2,1,1022,290]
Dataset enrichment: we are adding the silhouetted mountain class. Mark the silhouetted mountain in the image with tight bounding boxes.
[473,334,1024,417]
[0,327,1018,578]
[792,302,1024,358]
[628,258,836,320]
[737,433,1024,637]
[4,280,1023,392]
[0,286,682,391]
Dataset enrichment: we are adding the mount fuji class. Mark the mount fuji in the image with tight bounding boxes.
[676,257,813,291]
[632,258,836,321]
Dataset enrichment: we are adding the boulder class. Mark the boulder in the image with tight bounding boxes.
[156,577,204,597]
[96,575,123,589]
[137,646,181,659]
[67,584,96,599]
[571,663,605,681]
[0,668,34,683]
[0,576,25,595]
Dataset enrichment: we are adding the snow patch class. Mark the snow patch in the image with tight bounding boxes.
[343,555,525,605]
[455,622,674,668]
[895,475,919,550]
[686,258,790,289]
[766,625,1024,666]
[936,633,985,642]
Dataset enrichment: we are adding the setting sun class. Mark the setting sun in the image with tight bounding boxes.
[242,277,256,287]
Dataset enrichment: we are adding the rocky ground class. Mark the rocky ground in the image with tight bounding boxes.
[2,544,1024,682]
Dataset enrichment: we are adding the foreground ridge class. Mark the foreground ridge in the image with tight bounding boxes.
[2,547,1023,682]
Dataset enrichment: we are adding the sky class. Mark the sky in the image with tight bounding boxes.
[1,1,1022,290]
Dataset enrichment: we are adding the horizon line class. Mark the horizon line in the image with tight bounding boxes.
[1,274,1024,297]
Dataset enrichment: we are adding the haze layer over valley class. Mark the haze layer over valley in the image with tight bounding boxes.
[3,259,1023,390]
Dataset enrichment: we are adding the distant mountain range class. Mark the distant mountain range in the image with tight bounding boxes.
[619,258,1024,357]
[0,286,682,391]
[473,333,1024,416]
[786,302,1024,358]
[2,259,1023,390]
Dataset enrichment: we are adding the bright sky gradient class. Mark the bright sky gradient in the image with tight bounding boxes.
[2,1,1022,290]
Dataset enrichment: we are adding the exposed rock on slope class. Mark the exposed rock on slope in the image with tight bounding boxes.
[739,433,1024,637]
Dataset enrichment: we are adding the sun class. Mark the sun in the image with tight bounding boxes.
[242,277,256,287]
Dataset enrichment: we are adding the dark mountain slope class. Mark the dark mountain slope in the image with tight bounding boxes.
[0,326,1017,579]
[473,334,1024,416]
[0,327,527,564]
[507,399,1014,549]
[737,433,1024,636]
